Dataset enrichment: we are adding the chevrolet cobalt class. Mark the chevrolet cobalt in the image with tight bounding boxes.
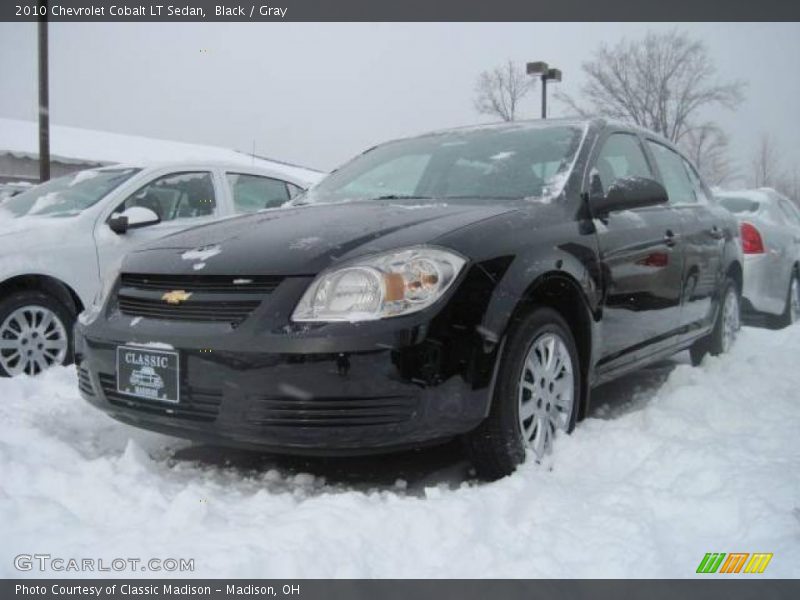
[76,119,742,480]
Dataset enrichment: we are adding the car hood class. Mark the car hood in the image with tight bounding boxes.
[124,200,521,275]
[0,213,81,243]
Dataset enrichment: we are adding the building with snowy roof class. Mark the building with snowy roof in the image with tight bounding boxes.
[0,118,323,185]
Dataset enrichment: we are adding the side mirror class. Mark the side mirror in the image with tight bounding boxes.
[590,176,669,216]
[108,206,160,234]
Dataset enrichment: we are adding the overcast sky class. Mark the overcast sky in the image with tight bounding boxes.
[1,22,799,179]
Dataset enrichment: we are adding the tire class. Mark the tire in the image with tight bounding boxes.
[0,290,75,377]
[689,277,740,366]
[463,306,581,481]
[774,270,800,329]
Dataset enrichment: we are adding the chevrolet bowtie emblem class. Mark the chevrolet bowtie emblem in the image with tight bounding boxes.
[161,290,192,304]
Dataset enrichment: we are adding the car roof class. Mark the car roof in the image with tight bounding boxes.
[91,161,308,182]
[715,189,774,204]
[381,116,674,150]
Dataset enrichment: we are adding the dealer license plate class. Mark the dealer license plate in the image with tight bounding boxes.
[116,345,180,403]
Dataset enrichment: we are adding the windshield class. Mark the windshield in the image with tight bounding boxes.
[717,196,762,214]
[297,124,584,205]
[1,168,140,218]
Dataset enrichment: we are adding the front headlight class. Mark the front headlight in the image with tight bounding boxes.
[292,246,467,322]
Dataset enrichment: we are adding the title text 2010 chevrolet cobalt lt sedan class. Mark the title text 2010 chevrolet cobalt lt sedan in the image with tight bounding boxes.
[76,119,742,479]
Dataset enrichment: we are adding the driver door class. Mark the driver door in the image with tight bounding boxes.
[590,131,686,371]
[95,170,222,282]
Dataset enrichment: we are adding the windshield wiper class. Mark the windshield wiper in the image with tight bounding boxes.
[370,194,435,201]
[289,194,435,207]
[440,195,527,200]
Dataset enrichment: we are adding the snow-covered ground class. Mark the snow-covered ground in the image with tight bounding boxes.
[1,325,798,578]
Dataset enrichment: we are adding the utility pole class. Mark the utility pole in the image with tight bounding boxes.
[38,3,50,182]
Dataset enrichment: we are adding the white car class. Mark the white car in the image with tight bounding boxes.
[716,188,800,326]
[0,161,322,376]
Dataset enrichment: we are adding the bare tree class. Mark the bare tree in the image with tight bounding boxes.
[473,60,533,122]
[556,30,745,143]
[751,134,781,188]
[681,124,735,187]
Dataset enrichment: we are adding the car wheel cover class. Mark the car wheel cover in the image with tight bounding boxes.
[0,305,68,376]
[518,332,574,459]
[721,287,740,353]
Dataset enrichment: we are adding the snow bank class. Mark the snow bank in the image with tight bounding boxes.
[0,326,798,578]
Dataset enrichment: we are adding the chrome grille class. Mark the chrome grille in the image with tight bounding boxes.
[116,273,283,325]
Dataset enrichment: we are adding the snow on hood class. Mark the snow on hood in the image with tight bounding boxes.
[0,212,78,239]
[123,200,521,276]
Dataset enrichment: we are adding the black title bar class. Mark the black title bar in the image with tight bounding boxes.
[4,579,800,600]
[3,0,800,22]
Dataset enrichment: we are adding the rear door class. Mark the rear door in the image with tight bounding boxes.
[777,196,800,265]
[771,194,800,298]
[645,141,723,332]
[589,131,685,369]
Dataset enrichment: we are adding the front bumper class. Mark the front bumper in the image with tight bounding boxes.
[75,309,494,456]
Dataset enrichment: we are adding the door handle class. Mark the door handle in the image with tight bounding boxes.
[664,229,678,247]
[708,225,725,240]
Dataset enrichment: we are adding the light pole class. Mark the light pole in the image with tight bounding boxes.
[38,3,50,182]
[526,61,562,119]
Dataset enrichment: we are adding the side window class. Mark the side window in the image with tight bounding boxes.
[591,133,653,196]
[115,172,216,222]
[761,202,783,225]
[647,141,697,205]
[681,159,710,205]
[788,201,800,226]
[226,173,291,212]
[777,198,800,227]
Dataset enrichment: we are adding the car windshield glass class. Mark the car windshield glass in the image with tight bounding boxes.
[297,124,584,205]
[1,168,140,218]
[717,196,761,213]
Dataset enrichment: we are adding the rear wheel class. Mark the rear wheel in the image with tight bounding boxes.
[775,270,800,328]
[690,278,740,366]
[463,307,580,480]
[0,291,74,377]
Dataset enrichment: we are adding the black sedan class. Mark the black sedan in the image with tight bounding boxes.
[75,118,743,480]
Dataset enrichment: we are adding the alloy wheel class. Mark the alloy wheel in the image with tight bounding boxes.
[0,305,68,376]
[790,277,800,323]
[721,287,740,353]
[518,332,575,459]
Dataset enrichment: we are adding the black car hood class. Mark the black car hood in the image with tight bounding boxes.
[124,200,521,276]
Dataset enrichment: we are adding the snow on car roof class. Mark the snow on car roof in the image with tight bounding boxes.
[0,118,325,186]
[715,189,774,204]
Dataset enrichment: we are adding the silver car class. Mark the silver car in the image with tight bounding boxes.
[716,188,800,326]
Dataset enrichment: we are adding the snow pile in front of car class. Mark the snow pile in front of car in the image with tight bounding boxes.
[0,326,798,578]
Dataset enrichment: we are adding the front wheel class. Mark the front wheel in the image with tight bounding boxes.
[690,278,740,366]
[0,291,74,377]
[463,307,580,481]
